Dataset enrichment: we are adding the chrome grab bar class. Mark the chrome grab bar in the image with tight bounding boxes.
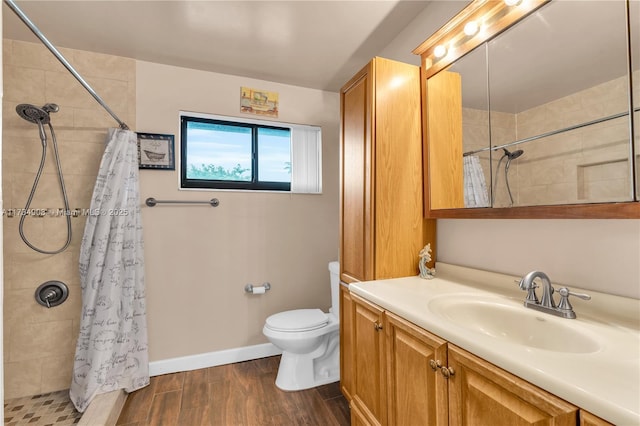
[145,197,220,207]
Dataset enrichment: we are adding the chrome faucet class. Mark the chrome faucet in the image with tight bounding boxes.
[518,271,591,319]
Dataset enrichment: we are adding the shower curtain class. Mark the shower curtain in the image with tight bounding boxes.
[463,155,490,208]
[70,128,149,413]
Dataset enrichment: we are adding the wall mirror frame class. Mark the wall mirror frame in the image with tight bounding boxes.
[414,0,640,219]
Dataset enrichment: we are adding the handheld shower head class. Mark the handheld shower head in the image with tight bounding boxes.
[503,148,524,160]
[16,104,51,124]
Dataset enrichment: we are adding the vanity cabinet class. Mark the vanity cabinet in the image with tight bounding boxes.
[339,283,355,402]
[448,345,577,425]
[345,289,583,426]
[351,294,387,426]
[579,411,614,426]
[386,311,448,426]
[339,56,436,284]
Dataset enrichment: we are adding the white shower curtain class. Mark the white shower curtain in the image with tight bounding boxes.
[463,155,490,208]
[70,128,149,413]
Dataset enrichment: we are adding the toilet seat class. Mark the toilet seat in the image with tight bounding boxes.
[265,309,328,332]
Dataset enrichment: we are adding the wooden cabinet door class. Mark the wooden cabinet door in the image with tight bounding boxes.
[352,294,387,426]
[386,312,448,426]
[448,345,578,426]
[372,57,432,279]
[340,284,355,401]
[351,401,374,426]
[340,62,373,284]
[579,411,613,426]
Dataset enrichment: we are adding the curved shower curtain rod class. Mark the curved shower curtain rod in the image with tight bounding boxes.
[4,0,130,131]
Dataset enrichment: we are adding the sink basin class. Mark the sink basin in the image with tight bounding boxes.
[428,296,602,353]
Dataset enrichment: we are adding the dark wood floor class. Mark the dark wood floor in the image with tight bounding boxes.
[117,356,350,426]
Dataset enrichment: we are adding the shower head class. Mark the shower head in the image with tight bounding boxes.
[503,148,524,160]
[15,103,58,124]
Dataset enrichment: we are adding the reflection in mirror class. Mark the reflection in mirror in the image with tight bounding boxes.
[487,1,632,207]
[454,45,490,208]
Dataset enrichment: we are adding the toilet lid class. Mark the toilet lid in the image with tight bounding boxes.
[266,309,328,332]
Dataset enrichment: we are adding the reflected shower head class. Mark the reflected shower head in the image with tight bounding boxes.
[503,148,524,160]
[15,103,58,124]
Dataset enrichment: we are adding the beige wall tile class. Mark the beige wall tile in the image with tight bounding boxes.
[3,39,136,399]
[7,40,75,73]
[9,320,75,361]
[45,71,96,109]
[4,251,78,291]
[4,359,43,399]
[40,354,75,393]
[72,49,136,82]
[3,66,46,102]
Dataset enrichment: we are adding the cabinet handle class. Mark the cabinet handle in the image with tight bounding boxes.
[374,321,383,331]
[440,366,455,379]
[429,359,442,371]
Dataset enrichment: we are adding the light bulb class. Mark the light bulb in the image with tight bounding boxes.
[434,45,447,58]
[464,21,479,36]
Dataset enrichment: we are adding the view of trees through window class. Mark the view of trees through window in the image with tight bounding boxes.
[181,116,292,190]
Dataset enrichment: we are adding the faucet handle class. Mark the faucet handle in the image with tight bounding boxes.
[557,287,591,312]
[516,278,540,304]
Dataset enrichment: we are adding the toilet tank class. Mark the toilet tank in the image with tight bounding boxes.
[328,261,340,316]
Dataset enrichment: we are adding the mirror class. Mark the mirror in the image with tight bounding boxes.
[416,0,640,218]
[633,0,640,201]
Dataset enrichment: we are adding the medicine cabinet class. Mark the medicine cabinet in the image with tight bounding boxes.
[415,0,639,218]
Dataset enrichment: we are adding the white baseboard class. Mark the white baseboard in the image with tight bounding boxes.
[149,343,282,376]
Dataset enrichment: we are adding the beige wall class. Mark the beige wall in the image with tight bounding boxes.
[2,40,135,399]
[135,61,340,361]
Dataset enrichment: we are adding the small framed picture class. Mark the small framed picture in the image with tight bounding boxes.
[137,132,175,170]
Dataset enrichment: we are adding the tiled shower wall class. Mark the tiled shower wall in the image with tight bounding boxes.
[515,74,634,206]
[462,71,639,207]
[2,39,135,399]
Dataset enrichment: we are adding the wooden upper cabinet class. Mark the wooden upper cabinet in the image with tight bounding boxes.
[447,344,578,426]
[386,312,449,426]
[340,57,436,284]
[426,70,464,210]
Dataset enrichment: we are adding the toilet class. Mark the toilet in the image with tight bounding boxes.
[263,261,340,391]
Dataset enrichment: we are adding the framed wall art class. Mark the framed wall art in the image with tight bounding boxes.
[137,132,175,170]
[240,86,279,117]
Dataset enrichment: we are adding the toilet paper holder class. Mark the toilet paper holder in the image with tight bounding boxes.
[244,282,271,294]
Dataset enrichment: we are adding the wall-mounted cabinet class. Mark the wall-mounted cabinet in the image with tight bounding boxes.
[414,0,640,218]
[339,57,436,284]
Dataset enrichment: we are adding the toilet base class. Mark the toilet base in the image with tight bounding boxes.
[274,332,340,391]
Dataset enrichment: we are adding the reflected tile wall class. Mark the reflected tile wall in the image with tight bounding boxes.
[2,39,135,399]
[515,75,632,206]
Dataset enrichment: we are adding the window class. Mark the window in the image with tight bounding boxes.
[180,113,321,193]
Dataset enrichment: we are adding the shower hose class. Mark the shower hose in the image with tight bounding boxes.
[19,121,72,254]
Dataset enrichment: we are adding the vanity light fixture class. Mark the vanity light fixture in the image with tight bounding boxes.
[464,21,480,36]
[434,45,447,58]
[504,0,523,6]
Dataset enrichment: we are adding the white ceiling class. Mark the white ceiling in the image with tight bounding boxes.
[2,0,433,92]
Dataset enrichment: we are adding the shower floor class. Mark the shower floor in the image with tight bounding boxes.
[4,390,81,425]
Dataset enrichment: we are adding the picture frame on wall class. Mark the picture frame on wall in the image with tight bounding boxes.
[137,132,175,170]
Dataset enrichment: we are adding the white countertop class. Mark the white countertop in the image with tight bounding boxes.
[349,263,640,425]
